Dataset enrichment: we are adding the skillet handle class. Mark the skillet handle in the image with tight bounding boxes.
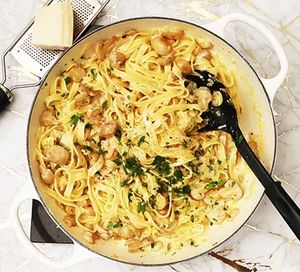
[204,13,288,103]
[233,128,300,240]
[0,84,13,112]
[9,180,95,269]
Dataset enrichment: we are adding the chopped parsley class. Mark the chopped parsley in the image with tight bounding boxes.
[174,169,183,181]
[82,145,92,152]
[125,157,143,176]
[115,130,121,138]
[230,181,236,187]
[102,100,108,109]
[137,136,146,146]
[182,139,188,148]
[205,180,226,189]
[91,68,97,78]
[151,243,155,248]
[235,135,244,145]
[107,66,114,73]
[71,114,82,125]
[207,164,214,172]
[85,123,93,129]
[64,76,71,85]
[113,158,122,166]
[217,160,222,165]
[97,143,107,155]
[108,221,121,228]
[137,202,146,213]
[173,185,191,196]
[152,156,170,176]
[174,210,180,216]
[190,215,195,223]
[149,195,156,208]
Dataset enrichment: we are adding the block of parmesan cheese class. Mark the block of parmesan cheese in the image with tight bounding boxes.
[32,1,73,50]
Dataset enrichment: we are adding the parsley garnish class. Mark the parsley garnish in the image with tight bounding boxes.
[205,180,226,189]
[108,221,121,228]
[82,145,92,152]
[71,114,82,125]
[235,135,244,145]
[125,157,143,176]
[102,100,108,109]
[107,66,114,73]
[152,156,170,176]
[174,210,180,216]
[91,68,97,78]
[174,169,183,181]
[115,130,121,138]
[173,185,191,196]
[137,136,146,147]
[137,202,146,213]
[113,158,122,166]
[85,123,93,129]
[207,164,214,172]
[64,76,71,85]
[190,215,195,223]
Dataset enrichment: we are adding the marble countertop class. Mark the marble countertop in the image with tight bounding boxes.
[0,0,299,271]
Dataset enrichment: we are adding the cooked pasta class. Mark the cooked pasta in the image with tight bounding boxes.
[36,28,255,254]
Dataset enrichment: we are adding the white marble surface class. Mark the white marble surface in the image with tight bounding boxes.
[0,0,300,271]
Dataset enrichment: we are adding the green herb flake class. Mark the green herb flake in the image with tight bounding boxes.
[151,243,155,248]
[230,181,236,187]
[190,215,195,223]
[152,156,170,176]
[115,130,121,138]
[182,139,188,148]
[113,158,122,166]
[217,160,222,165]
[174,210,180,216]
[137,136,146,147]
[107,66,114,73]
[82,145,92,152]
[108,221,121,228]
[174,169,183,181]
[71,114,82,126]
[85,123,93,129]
[102,100,108,109]
[137,202,146,213]
[205,180,226,189]
[173,185,191,196]
[125,157,143,176]
[235,135,244,145]
[64,76,72,85]
[207,164,214,172]
[91,68,97,78]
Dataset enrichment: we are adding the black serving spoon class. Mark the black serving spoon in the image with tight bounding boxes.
[185,70,300,240]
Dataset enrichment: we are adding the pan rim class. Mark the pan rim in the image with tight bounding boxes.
[26,16,277,266]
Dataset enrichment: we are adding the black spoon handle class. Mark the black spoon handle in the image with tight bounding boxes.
[232,127,300,240]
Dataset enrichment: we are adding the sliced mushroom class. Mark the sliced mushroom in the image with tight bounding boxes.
[40,110,58,126]
[100,121,119,139]
[109,50,126,68]
[151,37,172,56]
[63,215,76,227]
[39,165,54,185]
[176,59,192,74]
[68,67,86,83]
[162,30,184,40]
[45,145,70,165]
[194,87,212,111]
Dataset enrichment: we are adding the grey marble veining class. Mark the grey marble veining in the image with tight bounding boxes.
[0,0,299,271]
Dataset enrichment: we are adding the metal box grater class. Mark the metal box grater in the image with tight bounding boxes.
[10,0,109,77]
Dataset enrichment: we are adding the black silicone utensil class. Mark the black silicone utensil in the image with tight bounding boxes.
[185,70,300,240]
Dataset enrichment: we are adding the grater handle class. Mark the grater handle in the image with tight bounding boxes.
[0,84,13,112]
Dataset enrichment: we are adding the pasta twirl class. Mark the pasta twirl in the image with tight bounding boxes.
[36,28,254,254]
